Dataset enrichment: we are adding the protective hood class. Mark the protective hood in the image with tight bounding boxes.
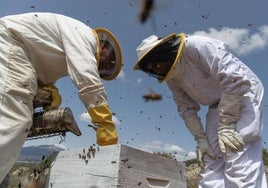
[134,33,185,83]
[95,28,123,81]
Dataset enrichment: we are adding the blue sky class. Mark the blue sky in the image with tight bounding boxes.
[1,0,268,161]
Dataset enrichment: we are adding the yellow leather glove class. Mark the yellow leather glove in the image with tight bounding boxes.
[88,104,118,146]
[33,87,53,107]
[42,83,62,110]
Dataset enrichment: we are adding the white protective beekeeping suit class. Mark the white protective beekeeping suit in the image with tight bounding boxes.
[0,13,121,183]
[166,35,267,188]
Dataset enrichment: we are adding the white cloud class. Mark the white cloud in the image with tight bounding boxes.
[79,111,91,123]
[117,70,125,81]
[136,77,143,85]
[112,116,121,125]
[191,25,268,56]
[139,140,196,161]
[79,111,120,125]
[24,137,68,149]
[54,143,68,150]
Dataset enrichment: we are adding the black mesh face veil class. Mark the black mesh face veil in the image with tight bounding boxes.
[95,28,123,81]
[98,40,116,78]
[139,35,182,80]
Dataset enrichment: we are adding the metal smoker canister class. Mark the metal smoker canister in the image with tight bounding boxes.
[28,107,82,140]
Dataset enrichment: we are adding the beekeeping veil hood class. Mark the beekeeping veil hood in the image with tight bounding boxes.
[133,33,185,83]
[95,28,123,80]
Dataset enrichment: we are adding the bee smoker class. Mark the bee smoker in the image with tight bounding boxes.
[27,107,82,140]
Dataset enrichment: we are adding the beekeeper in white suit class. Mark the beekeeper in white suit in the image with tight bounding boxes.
[134,33,267,187]
[0,12,122,183]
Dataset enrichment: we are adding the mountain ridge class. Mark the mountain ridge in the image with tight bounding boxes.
[18,145,65,162]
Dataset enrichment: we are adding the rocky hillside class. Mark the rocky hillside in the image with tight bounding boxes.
[18,145,64,162]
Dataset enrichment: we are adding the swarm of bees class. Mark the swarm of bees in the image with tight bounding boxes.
[142,89,162,102]
[78,144,99,165]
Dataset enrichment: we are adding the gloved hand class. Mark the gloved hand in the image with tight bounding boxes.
[42,83,62,110]
[88,104,118,146]
[184,115,216,169]
[33,87,53,107]
[217,94,245,153]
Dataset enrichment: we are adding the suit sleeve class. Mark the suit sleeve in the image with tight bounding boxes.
[56,15,108,109]
[167,80,201,120]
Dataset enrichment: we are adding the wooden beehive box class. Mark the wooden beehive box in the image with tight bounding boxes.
[46,144,186,188]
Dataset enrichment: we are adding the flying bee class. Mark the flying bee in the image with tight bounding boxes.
[130,0,175,31]
[129,0,156,30]
[88,124,97,131]
[142,89,162,102]
[139,0,154,24]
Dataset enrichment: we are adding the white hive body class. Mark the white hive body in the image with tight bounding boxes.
[46,144,186,188]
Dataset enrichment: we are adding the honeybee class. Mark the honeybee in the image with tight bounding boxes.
[142,90,162,102]
[88,124,97,131]
[129,0,156,30]
[139,0,154,24]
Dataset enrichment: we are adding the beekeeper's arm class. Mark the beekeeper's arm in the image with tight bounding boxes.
[184,115,216,169]
[212,51,250,153]
[217,94,244,153]
[186,36,251,153]
[167,80,216,169]
[57,17,117,146]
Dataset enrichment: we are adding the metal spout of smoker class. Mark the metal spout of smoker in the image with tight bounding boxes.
[28,107,82,140]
